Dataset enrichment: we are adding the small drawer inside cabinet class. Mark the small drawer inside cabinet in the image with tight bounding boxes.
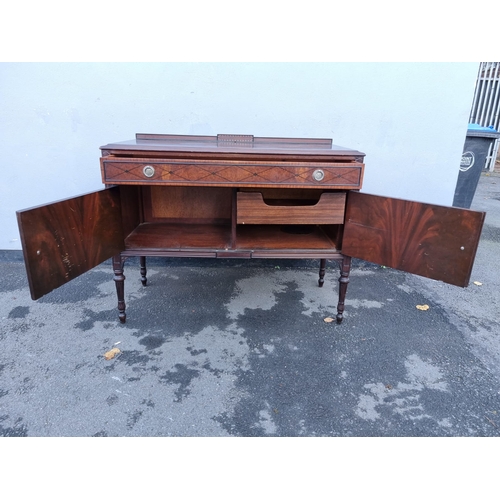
[236,191,346,225]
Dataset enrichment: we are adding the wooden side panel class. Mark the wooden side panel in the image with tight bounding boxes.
[17,188,125,300]
[117,185,142,236]
[342,192,485,287]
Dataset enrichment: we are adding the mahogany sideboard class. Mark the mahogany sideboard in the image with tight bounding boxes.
[17,133,486,324]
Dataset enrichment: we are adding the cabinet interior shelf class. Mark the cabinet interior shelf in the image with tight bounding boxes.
[123,222,340,255]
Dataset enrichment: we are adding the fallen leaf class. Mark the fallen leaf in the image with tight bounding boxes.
[324,317,334,323]
[473,281,483,286]
[104,347,121,360]
[416,304,430,311]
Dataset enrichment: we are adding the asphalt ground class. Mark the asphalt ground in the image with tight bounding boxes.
[2,173,500,438]
[1,173,500,494]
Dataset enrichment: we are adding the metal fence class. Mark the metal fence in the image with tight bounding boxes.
[469,62,500,171]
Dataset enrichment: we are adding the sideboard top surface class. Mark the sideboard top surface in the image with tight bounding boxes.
[100,133,365,159]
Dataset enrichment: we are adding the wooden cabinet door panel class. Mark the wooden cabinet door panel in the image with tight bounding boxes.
[17,188,125,300]
[342,192,485,287]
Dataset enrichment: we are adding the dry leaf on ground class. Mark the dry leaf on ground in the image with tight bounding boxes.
[104,347,121,360]
[416,305,430,311]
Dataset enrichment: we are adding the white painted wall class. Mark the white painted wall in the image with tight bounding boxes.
[0,62,478,250]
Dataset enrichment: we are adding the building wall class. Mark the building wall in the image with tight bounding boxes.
[0,62,478,250]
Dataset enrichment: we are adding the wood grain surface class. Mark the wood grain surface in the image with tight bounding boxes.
[342,192,485,287]
[17,188,124,299]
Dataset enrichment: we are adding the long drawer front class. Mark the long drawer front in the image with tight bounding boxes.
[101,158,364,188]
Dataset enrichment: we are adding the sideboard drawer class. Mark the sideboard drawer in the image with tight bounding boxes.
[236,191,346,225]
[101,158,364,189]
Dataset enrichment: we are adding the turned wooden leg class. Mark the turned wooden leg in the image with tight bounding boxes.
[112,254,126,323]
[336,256,351,324]
[140,256,147,286]
[318,259,326,287]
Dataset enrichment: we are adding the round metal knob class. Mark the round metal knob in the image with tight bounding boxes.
[143,165,155,178]
[313,169,325,181]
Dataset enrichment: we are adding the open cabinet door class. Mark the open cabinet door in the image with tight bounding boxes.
[342,192,485,287]
[17,187,125,300]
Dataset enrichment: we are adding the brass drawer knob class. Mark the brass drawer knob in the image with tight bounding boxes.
[143,165,155,178]
[312,169,325,181]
